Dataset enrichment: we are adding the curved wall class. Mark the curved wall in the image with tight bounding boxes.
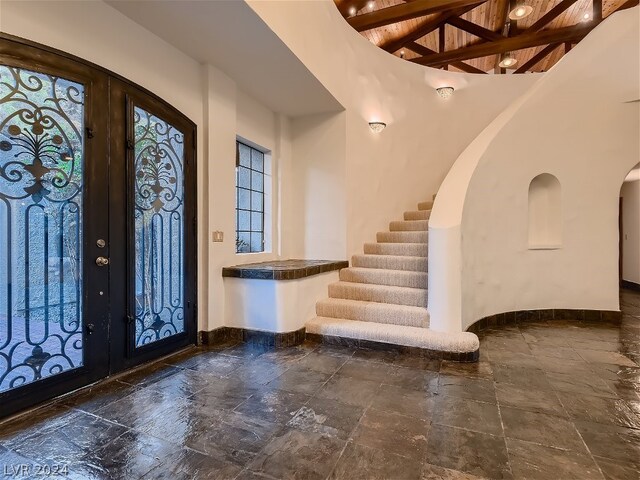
[430,7,639,332]
[248,0,539,258]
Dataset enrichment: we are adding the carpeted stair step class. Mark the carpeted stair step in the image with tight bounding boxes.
[340,267,427,289]
[376,231,428,244]
[306,317,478,353]
[363,242,428,257]
[316,298,429,327]
[351,254,427,272]
[404,210,430,221]
[389,220,428,231]
[328,281,427,307]
[418,201,433,211]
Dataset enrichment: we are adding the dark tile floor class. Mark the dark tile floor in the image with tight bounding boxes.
[1,290,639,479]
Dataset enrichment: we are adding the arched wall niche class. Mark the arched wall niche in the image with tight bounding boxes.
[528,173,562,249]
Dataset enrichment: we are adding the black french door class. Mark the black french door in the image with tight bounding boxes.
[0,36,196,419]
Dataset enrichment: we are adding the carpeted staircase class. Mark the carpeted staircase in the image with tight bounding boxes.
[307,200,478,355]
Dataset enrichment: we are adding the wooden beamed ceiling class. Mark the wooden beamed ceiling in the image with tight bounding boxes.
[335,0,637,73]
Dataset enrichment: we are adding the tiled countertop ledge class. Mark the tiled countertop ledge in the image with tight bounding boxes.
[222,259,348,280]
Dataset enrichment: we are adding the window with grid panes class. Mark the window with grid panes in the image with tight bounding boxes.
[236,141,265,253]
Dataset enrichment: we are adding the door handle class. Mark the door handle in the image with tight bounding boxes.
[86,323,95,335]
[95,256,110,267]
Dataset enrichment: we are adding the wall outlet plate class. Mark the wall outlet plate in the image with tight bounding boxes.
[212,231,224,242]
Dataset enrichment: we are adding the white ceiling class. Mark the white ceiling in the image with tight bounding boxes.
[106,0,343,117]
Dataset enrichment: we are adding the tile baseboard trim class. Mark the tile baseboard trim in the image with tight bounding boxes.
[199,326,306,348]
[466,308,623,334]
[621,280,640,292]
[305,333,479,363]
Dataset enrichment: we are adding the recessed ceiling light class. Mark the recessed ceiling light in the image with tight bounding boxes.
[436,87,454,99]
[583,12,591,21]
[400,49,405,58]
[499,53,518,68]
[509,4,533,20]
[368,1,375,10]
[348,6,356,16]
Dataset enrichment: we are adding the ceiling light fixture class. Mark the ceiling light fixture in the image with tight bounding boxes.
[368,121,386,133]
[499,53,518,68]
[368,1,374,10]
[509,3,533,20]
[348,6,356,16]
[582,12,591,21]
[436,87,454,99]
[400,49,405,59]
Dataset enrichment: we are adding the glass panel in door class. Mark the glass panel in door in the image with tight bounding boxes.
[0,65,84,392]
[132,106,185,348]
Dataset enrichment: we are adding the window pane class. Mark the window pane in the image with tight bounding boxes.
[133,106,185,348]
[238,210,250,231]
[251,171,263,192]
[237,232,250,253]
[0,65,85,393]
[250,233,263,253]
[251,191,263,212]
[237,188,250,210]
[251,212,263,232]
[251,149,264,172]
[238,143,251,167]
[238,166,251,189]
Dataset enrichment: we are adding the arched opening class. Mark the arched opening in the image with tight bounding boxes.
[620,163,640,291]
[528,173,562,249]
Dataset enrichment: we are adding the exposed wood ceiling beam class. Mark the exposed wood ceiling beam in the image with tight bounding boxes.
[446,16,504,41]
[411,23,594,67]
[593,0,603,22]
[619,0,639,10]
[513,43,561,73]
[380,2,483,53]
[524,0,578,33]
[406,42,487,74]
[347,0,484,32]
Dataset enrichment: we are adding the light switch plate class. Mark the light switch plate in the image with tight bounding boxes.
[212,231,224,242]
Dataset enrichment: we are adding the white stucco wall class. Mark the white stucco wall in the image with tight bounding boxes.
[621,178,640,285]
[430,7,640,331]
[247,0,540,259]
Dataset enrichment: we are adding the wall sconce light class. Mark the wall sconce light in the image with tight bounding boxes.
[436,87,454,99]
[369,121,386,133]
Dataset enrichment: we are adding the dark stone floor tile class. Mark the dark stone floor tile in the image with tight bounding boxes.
[188,376,259,410]
[568,338,628,352]
[506,438,603,480]
[95,386,192,431]
[351,408,430,461]
[176,352,246,377]
[420,463,487,479]
[439,360,493,379]
[267,366,331,396]
[438,375,496,403]
[0,447,43,477]
[337,358,396,383]
[247,428,345,480]
[578,349,638,367]
[61,380,139,413]
[0,402,83,446]
[425,424,512,479]
[294,352,348,375]
[486,350,541,369]
[312,344,355,358]
[604,379,640,401]
[575,420,640,464]
[234,387,311,425]
[590,364,640,383]
[259,344,316,366]
[287,397,363,439]
[546,370,617,398]
[79,430,175,479]
[228,361,291,386]
[432,396,502,436]
[392,353,441,372]
[234,469,278,480]
[557,392,640,428]
[370,383,437,419]
[534,357,594,375]
[330,441,422,480]
[492,365,552,390]
[351,347,399,364]
[529,344,582,360]
[495,383,566,416]
[182,410,281,466]
[521,330,571,347]
[500,407,587,452]
[383,366,439,393]
[117,362,182,388]
[141,446,243,480]
[315,375,380,408]
[216,342,270,359]
[595,455,640,480]
[145,368,217,397]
